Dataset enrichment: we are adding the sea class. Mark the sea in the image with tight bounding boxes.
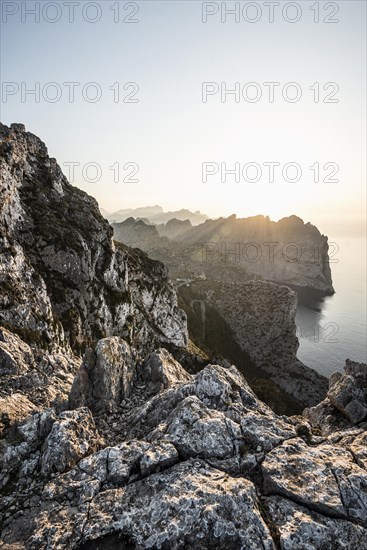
[295,237,367,378]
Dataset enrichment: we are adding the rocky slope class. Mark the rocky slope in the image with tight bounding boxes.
[1,335,366,549]
[0,123,187,354]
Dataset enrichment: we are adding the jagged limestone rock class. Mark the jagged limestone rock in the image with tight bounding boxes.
[0,327,80,416]
[0,393,37,438]
[0,327,34,375]
[0,122,188,354]
[69,337,136,412]
[266,496,367,549]
[240,412,296,453]
[328,362,367,423]
[0,122,365,549]
[262,438,367,523]
[139,441,179,477]
[40,407,100,477]
[43,439,151,505]
[1,340,366,548]
[304,360,367,434]
[0,409,56,490]
[27,460,275,550]
[165,395,240,460]
[139,348,192,396]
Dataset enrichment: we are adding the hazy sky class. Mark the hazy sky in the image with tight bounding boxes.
[1,0,366,237]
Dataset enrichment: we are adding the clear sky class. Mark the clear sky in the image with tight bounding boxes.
[1,0,366,237]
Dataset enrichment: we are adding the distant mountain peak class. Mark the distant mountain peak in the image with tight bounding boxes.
[106,205,208,226]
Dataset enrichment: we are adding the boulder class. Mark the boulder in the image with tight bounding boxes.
[0,327,34,375]
[139,348,192,395]
[328,363,367,423]
[69,337,136,411]
[0,393,37,437]
[40,407,100,476]
[166,395,240,460]
[304,360,367,433]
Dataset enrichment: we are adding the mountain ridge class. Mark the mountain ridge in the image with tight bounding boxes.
[105,205,208,226]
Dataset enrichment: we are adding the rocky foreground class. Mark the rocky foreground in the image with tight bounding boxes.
[0,332,366,549]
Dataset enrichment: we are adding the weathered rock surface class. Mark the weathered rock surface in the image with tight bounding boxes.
[262,438,367,521]
[0,122,187,354]
[0,392,37,438]
[0,326,80,423]
[69,337,137,412]
[32,460,274,550]
[0,327,34,375]
[304,359,367,435]
[138,348,192,396]
[328,361,367,423]
[266,496,367,549]
[1,336,365,549]
[40,407,100,477]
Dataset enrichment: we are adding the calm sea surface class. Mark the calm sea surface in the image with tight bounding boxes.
[295,237,367,378]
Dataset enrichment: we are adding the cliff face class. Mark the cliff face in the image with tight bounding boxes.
[175,214,334,294]
[179,279,328,410]
[113,218,162,248]
[1,334,366,548]
[0,123,187,354]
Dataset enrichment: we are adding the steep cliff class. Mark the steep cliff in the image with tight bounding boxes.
[0,123,187,354]
[178,279,328,410]
[157,213,335,294]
